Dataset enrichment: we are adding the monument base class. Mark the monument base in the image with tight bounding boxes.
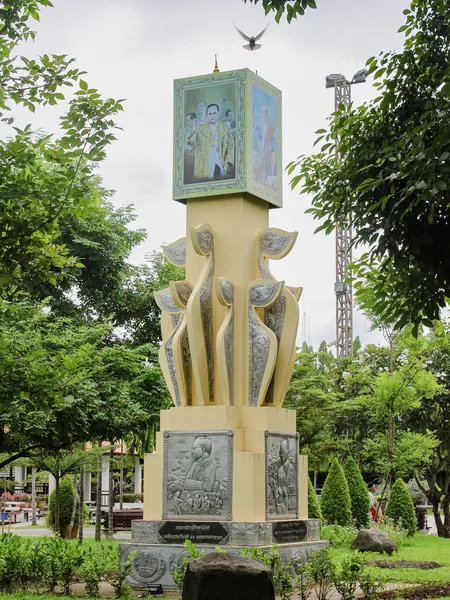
[120,519,328,589]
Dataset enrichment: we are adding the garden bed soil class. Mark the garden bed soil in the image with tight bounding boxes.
[365,560,442,570]
[379,583,450,599]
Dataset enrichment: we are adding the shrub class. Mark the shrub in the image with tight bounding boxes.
[308,477,322,521]
[385,478,416,537]
[242,545,294,600]
[332,551,364,600]
[47,476,79,537]
[343,457,370,529]
[320,523,357,548]
[320,459,352,526]
[122,493,143,503]
[371,516,408,548]
[307,548,335,600]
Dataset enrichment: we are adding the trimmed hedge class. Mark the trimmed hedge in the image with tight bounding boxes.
[308,477,322,521]
[385,478,417,537]
[343,457,370,529]
[122,493,143,503]
[320,459,352,526]
[48,477,79,537]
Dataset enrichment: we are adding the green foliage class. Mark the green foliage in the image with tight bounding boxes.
[332,551,365,600]
[0,535,117,595]
[320,459,352,526]
[385,478,417,537]
[284,343,338,468]
[320,524,357,548]
[242,545,294,600]
[307,548,335,600]
[57,540,84,595]
[170,539,204,592]
[121,493,143,503]
[106,548,135,599]
[47,477,78,536]
[0,298,170,470]
[343,457,370,529]
[81,546,110,597]
[288,0,450,332]
[243,0,317,23]
[307,477,322,521]
[371,516,409,548]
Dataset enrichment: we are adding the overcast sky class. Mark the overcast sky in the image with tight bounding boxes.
[8,0,408,349]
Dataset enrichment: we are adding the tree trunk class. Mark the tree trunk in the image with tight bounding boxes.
[95,443,102,542]
[434,498,450,538]
[66,471,79,539]
[120,440,124,510]
[107,444,114,539]
[31,467,37,526]
[78,463,84,544]
[55,474,61,534]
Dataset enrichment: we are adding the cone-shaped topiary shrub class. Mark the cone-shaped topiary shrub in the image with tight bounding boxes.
[344,457,370,529]
[308,476,322,521]
[385,478,417,536]
[48,476,79,537]
[320,458,352,526]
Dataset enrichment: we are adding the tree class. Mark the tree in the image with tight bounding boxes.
[307,476,322,521]
[406,321,450,538]
[284,342,338,470]
[289,0,450,332]
[343,457,370,529]
[0,1,126,298]
[0,300,170,470]
[243,0,317,23]
[385,478,417,537]
[320,459,352,526]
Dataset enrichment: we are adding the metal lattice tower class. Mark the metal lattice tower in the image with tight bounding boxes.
[333,79,353,359]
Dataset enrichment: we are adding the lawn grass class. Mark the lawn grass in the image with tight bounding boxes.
[332,533,450,584]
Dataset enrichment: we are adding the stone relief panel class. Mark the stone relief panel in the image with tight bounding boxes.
[187,224,215,405]
[170,280,194,406]
[256,228,300,407]
[163,430,233,521]
[216,277,235,405]
[153,288,184,407]
[248,280,284,406]
[163,236,187,267]
[265,432,299,520]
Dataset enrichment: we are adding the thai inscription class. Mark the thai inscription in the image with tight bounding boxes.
[158,521,229,544]
[266,432,298,519]
[272,521,307,544]
[163,430,233,520]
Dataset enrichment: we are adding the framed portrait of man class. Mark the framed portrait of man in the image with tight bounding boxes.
[173,70,246,201]
[173,69,282,208]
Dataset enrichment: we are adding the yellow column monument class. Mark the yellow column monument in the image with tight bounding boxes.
[121,67,326,589]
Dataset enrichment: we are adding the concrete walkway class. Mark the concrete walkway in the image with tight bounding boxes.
[3,518,131,540]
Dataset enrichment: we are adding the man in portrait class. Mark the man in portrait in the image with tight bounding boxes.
[184,112,197,149]
[224,109,236,135]
[196,101,207,125]
[168,435,219,493]
[188,103,235,181]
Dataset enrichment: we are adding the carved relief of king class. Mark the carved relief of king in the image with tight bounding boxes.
[168,436,218,492]
[266,433,298,519]
[164,431,232,520]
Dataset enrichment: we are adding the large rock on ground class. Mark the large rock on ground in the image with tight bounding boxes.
[352,528,398,554]
[182,552,275,600]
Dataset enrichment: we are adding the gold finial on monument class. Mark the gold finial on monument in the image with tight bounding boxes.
[213,54,220,73]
